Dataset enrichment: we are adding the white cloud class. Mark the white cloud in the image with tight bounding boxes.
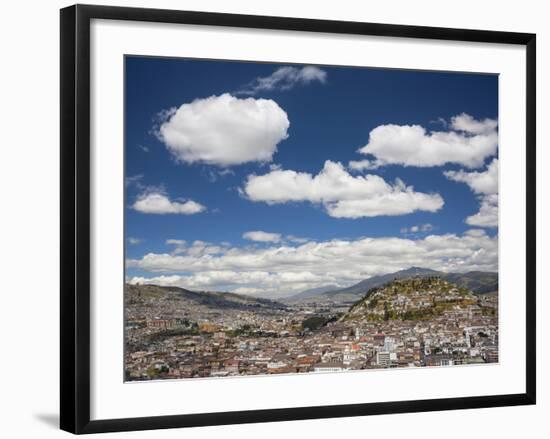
[128,270,334,297]
[128,237,142,245]
[444,158,498,195]
[450,113,498,135]
[165,240,226,256]
[358,114,498,168]
[348,159,380,171]
[132,192,205,215]
[243,231,282,243]
[465,194,498,227]
[444,159,498,228]
[242,231,309,244]
[236,66,327,95]
[166,239,186,246]
[464,229,488,238]
[242,160,443,218]
[401,223,434,234]
[430,117,448,128]
[158,94,290,166]
[127,230,497,297]
[286,235,309,244]
[125,174,144,188]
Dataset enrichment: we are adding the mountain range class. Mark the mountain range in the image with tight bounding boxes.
[125,283,286,310]
[127,267,497,306]
[287,267,498,303]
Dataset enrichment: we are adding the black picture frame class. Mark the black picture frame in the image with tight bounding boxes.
[60,4,536,434]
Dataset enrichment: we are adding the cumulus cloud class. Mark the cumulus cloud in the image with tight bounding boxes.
[157,94,290,166]
[357,113,498,168]
[236,66,327,95]
[243,231,282,243]
[465,194,498,227]
[127,237,142,245]
[242,160,443,218]
[464,229,488,238]
[450,113,498,135]
[445,159,498,228]
[348,159,380,171]
[127,230,497,297]
[132,191,206,215]
[444,158,498,195]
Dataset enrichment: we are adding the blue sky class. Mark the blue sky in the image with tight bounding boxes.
[125,56,498,298]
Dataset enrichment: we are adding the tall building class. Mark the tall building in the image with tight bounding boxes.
[376,351,391,367]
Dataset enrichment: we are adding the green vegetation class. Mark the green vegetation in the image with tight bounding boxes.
[302,315,332,331]
[402,308,436,320]
[368,297,379,309]
[145,326,200,342]
[342,276,479,323]
[146,364,168,378]
[227,324,253,337]
[480,307,497,317]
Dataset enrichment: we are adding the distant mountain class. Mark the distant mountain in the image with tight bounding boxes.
[125,284,286,310]
[287,267,498,302]
[441,271,499,294]
[287,284,341,301]
[324,267,439,299]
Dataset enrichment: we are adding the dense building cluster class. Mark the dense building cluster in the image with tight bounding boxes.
[124,278,498,380]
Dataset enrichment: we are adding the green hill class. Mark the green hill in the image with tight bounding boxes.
[341,276,479,322]
[289,268,498,303]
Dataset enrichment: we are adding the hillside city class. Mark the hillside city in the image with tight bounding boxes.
[124,271,498,380]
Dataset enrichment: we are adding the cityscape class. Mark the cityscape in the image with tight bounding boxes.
[125,269,498,380]
[124,57,499,381]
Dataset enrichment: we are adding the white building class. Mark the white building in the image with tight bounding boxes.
[376,351,391,367]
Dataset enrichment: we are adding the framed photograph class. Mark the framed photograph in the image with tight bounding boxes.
[60,4,536,434]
